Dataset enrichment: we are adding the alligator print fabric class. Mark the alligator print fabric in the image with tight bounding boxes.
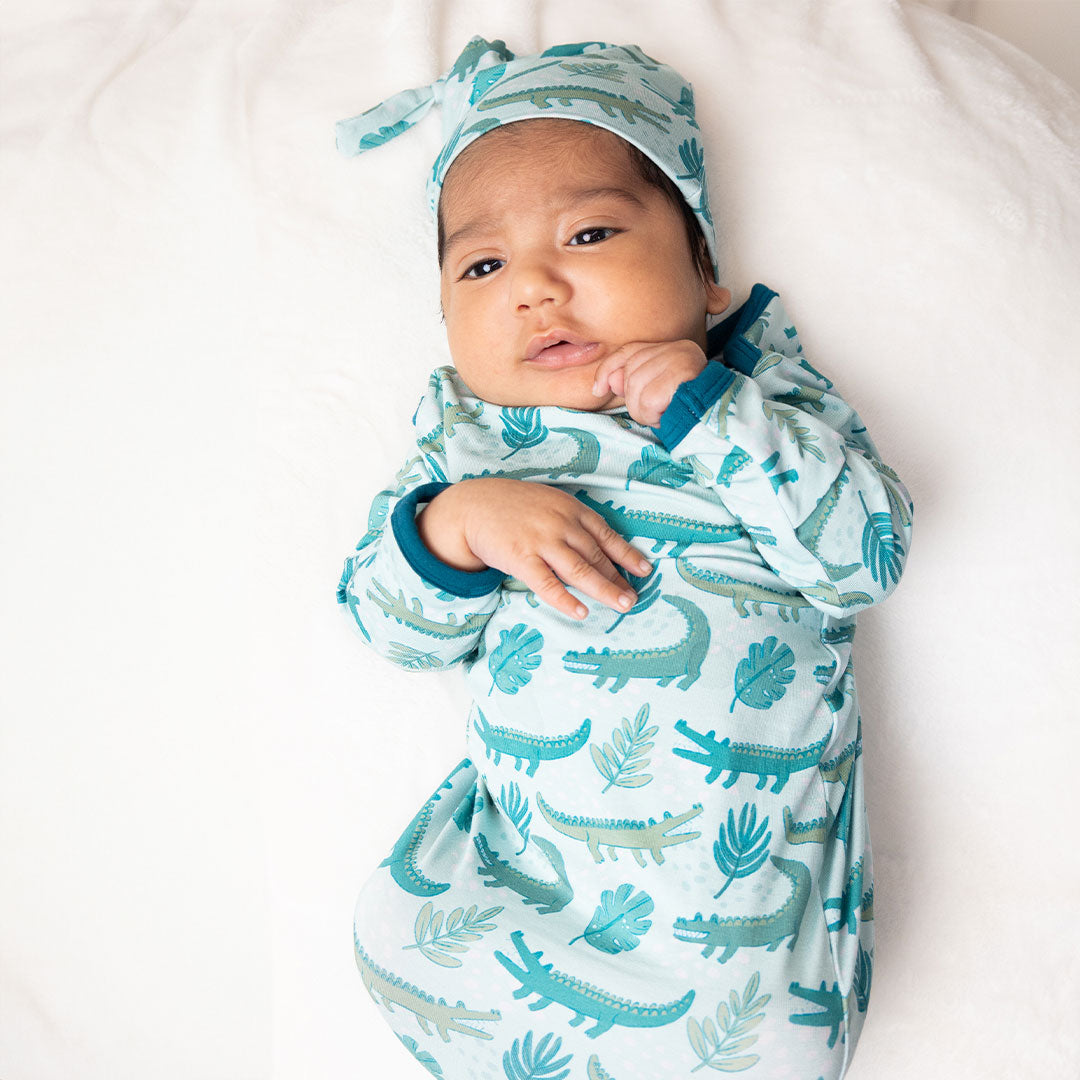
[338,285,913,1079]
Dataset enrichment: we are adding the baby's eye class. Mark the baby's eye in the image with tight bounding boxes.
[462,258,503,280]
[569,227,616,246]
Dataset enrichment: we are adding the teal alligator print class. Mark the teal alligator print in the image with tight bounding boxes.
[787,980,854,1049]
[379,761,473,897]
[474,832,574,915]
[472,707,590,777]
[672,720,831,793]
[675,556,813,621]
[672,856,811,962]
[536,791,703,865]
[573,489,743,556]
[822,856,872,935]
[563,594,710,691]
[355,940,501,1041]
[494,929,695,1037]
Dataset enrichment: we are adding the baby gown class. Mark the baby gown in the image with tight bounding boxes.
[337,285,913,1080]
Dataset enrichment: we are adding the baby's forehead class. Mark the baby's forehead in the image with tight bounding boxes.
[440,120,642,219]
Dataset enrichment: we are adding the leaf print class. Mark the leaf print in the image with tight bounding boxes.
[859,491,904,586]
[567,883,654,952]
[687,971,771,1073]
[503,1030,573,1080]
[488,624,544,696]
[590,703,658,792]
[396,1033,443,1076]
[406,901,503,968]
[498,781,532,855]
[712,804,772,899]
[853,941,873,1012]
[386,643,444,671]
[730,637,796,712]
[626,444,695,489]
[761,402,827,462]
[606,566,662,632]
[500,407,547,459]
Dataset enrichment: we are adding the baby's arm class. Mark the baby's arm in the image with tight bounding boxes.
[596,289,914,618]
[417,477,654,622]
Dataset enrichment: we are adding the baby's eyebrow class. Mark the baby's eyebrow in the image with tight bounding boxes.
[443,186,646,258]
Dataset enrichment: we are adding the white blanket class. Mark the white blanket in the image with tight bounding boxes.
[2,2,1077,1077]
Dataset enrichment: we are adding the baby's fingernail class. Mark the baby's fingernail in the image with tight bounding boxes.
[618,593,634,609]
[637,559,652,573]
[575,604,588,619]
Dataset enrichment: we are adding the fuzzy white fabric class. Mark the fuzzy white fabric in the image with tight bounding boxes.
[2,2,1077,1077]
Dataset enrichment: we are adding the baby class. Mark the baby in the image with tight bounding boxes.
[336,37,913,1080]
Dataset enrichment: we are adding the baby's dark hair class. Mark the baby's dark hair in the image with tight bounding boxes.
[436,132,714,285]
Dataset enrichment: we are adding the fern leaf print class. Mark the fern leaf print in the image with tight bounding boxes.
[859,491,905,586]
[589,703,658,792]
[606,566,662,632]
[731,637,796,712]
[712,804,772,899]
[567,883,654,952]
[406,901,504,968]
[502,1030,573,1080]
[686,971,771,1072]
[761,403,827,462]
[489,624,544,696]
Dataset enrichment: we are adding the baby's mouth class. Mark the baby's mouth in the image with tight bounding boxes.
[525,341,602,369]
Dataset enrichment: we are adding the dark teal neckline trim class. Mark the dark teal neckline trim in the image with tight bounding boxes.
[390,482,506,598]
[652,283,778,451]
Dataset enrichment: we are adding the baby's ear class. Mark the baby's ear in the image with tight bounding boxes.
[706,282,732,316]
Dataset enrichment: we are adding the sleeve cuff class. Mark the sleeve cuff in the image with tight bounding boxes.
[651,361,737,452]
[390,482,506,598]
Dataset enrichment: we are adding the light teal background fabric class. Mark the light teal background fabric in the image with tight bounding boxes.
[338,289,913,1078]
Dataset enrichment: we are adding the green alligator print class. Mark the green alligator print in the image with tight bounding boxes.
[379,760,472,896]
[794,464,863,582]
[472,707,590,777]
[563,594,710,692]
[672,856,811,962]
[417,400,487,456]
[675,557,812,621]
[819,728,861,785]
[462,425,600,481]
[787,980,854,1049]
[536,791,703,866]
[783,803,835,845]
[367,579,491,639]
[672,720,831,793]
[474,831,573,915]
[477,86,671,131]
[355,940,501,1041]
[494,929,695,1037]
[573,489,743,557]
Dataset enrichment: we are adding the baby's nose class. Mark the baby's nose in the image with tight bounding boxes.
[512,258,571,311]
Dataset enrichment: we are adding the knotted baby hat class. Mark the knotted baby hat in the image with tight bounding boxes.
[335,36,720,283]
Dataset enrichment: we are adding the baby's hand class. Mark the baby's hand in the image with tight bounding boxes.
[591,339,708,427]
[416,477,654,621]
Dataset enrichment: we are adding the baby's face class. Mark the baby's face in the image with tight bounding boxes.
[438,119,730,412]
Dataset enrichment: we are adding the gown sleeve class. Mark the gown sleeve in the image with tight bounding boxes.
[651,285,914,619]
[336,371,506,671]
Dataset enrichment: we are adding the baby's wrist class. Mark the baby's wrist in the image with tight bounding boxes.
[415,485,488,572]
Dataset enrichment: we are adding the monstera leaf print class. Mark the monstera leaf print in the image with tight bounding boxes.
[500,407,547,459]
[488,624,543,696]
[859,491,905,587]
[567,883,654,953]
[730,637,796,712]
